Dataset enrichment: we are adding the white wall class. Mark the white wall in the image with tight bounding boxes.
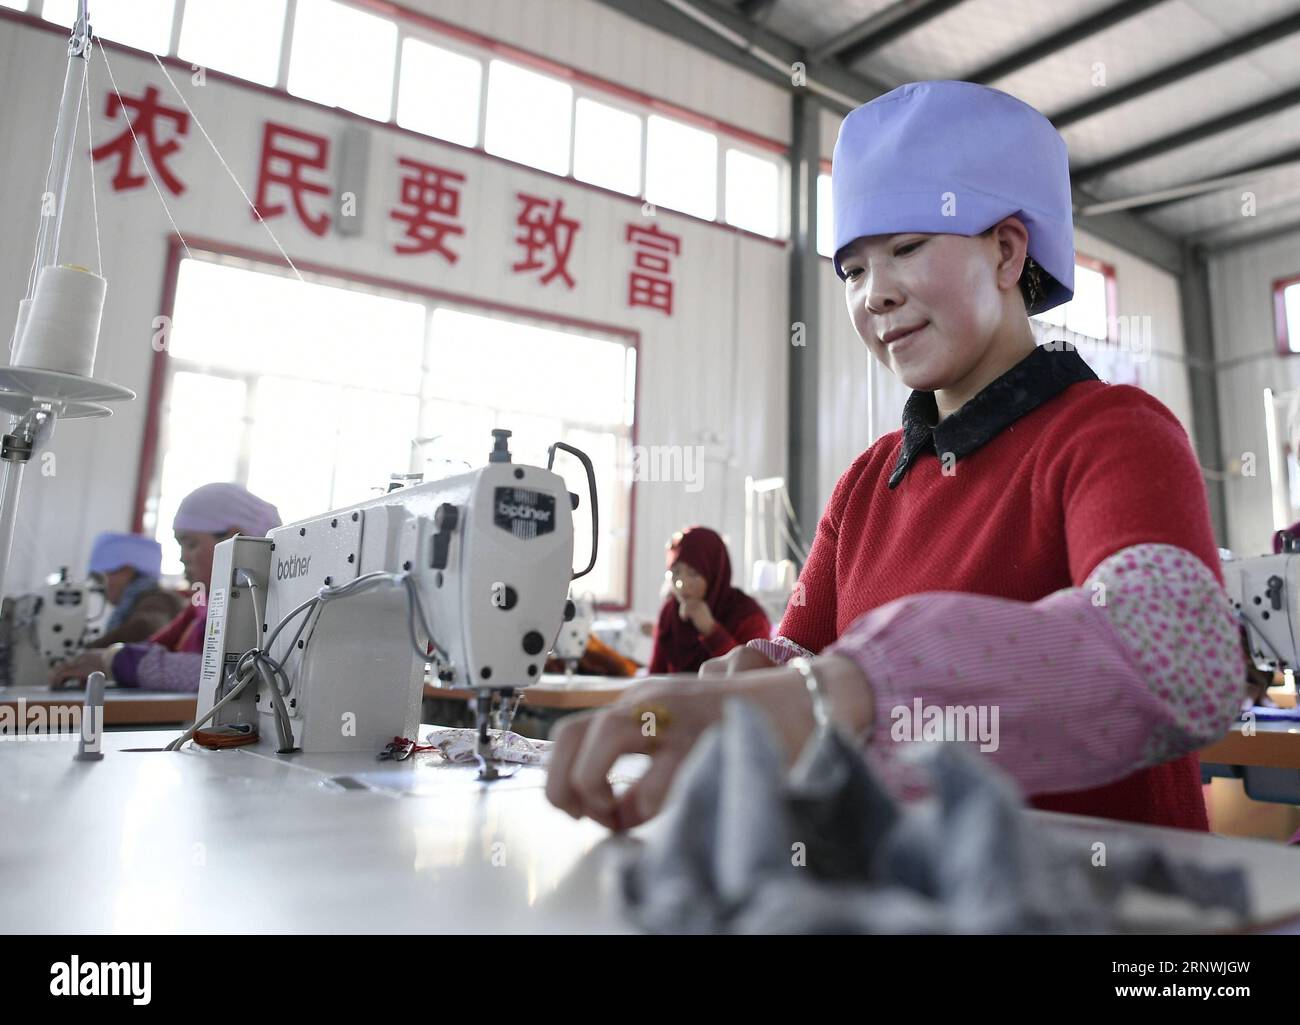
[1208,231,1300,555]
[0,9,790,619]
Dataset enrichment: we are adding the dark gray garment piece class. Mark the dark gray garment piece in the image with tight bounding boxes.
[620,699,1251,934]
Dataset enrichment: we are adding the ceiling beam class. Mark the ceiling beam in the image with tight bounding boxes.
[1051,9,1300,129]
[967,0,1168,84]
[592,0,890,107]
[592,0,1189,274]
[1090,144,1300,216]
[1073,185,1185,277]
[1072,84,1300,183]
[736,0,779,20]
[810,0,966,65]
[1198,215,1300,254]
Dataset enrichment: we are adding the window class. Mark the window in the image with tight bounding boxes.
[816,172,834,258]
[150,254,636,606]
[645,115,717,220]
[421,308,634,605]
[1276,277,1300,355]
[724,149,781,238]
[151,257,425,572]
[396,37,482,147]
[484,59,574,176]
[1032,261,1111,340]
[287,0,398,121]
[573,97,641,196]
[44,0,175,53]
[0,1,29,12]
[178,0,287,87]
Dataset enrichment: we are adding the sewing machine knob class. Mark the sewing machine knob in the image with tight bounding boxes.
[569,491,579,510]
[1266,574,1284,611]
[496,586,518,610]
[563,599,575,621]
[434,503,459,530]
[522,630,545,656]
[431,503,460,570]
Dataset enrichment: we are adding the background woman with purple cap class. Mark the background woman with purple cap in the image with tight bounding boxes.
[50,483,281,692]
[79,533,184,648]
[546,81,1245,834]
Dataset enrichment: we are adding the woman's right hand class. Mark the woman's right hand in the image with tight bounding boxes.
[698,644,775,677]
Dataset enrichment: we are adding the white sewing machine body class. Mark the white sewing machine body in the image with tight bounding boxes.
[1221,548,1300,674]
[0,574,104,687]
[197,437,584,756]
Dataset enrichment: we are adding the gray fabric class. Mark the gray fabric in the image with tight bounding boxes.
[621,700,1251,934]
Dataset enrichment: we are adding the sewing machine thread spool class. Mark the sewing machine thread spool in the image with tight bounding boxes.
[13,265,106,378]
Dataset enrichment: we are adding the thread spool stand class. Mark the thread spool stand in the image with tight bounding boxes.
[0,1,134,602]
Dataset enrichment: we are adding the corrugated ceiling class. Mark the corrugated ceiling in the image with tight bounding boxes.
[718,0,1300,248]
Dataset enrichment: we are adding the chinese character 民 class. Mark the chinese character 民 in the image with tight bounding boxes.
[253,122,332,237]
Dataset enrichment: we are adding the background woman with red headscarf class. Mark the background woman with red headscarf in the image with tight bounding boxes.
[647,527,771,675]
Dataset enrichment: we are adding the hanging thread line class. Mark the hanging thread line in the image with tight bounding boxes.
[97,38,194,263]
[150,53,304,284]
[82,41,102,277]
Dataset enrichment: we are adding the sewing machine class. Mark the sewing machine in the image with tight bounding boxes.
[552,593,595,673]
[194,429,597,778]
[1222,539,1300,678]
[0,570,105,687]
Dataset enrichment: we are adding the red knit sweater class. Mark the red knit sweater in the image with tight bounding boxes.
[780,379,1219,831]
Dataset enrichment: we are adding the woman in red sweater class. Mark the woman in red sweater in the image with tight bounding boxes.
[648,527,771,675]
[546,81,1244,834]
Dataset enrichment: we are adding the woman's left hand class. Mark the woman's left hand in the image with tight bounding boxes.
[546,676,726,831]
[48,651,109,689]
[545,657,875,830]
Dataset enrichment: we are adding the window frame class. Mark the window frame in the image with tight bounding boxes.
[1274,272,1300,357]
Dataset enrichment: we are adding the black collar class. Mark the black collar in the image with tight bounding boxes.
[888,343,1099,489]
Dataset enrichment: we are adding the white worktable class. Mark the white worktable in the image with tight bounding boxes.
[4,729,1300,933]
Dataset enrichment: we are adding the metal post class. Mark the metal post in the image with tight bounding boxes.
[786,92,821,563]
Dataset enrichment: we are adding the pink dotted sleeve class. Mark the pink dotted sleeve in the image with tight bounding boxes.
[133,647,203,693]
[822,543,1246,800]
[746,635,815,664]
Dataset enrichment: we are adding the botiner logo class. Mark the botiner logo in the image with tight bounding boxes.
[276,555,311,581]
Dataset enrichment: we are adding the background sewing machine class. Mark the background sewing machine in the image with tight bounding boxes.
[0,569,106,688]
[1210,539,1300,806]
[193,429,596,778]
[551,592,595,673]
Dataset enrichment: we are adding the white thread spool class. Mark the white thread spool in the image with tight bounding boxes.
[8,299,33,362]
[13,265,106,378]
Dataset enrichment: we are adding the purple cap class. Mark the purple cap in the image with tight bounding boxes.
[831,80,1075,314]
[174,483,282,538]
[88,532,162,578]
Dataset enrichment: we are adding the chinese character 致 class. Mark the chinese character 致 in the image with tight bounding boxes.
[512,194,579,288]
